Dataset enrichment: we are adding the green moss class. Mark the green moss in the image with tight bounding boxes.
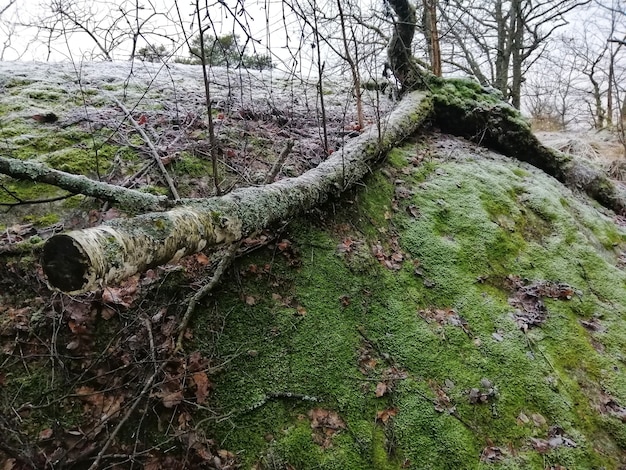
[172,153,214,177]
[45,147,112,175]
[0,179,61,203]
[2,78,35,88]
[25,89,65,101]
[185,141,626,469]
[140,185,169,196]
[386,148,409,169]
[22,213,60,227]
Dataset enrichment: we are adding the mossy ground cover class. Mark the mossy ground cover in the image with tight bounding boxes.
[2,63,626,468]
[186,133,626,469]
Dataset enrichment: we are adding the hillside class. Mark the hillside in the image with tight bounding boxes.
[1,62,626,469]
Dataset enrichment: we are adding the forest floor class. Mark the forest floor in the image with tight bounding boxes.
[2,61,626,470]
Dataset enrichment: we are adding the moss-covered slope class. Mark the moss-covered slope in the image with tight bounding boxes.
[194,133,626,469]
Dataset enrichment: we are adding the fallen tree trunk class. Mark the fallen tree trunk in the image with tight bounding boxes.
[39,83,626,293]
[43,91,432,293]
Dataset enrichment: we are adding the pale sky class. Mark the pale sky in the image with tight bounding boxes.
[0,0,311,69]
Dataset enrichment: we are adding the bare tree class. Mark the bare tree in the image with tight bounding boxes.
[439,0,590,108]
[422,0,441,76]
[30,0,174,60]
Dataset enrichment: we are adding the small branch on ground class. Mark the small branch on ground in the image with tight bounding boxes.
[87,317,161,470]
[0,156,168,212]
[0,192,74,207]
[264,140,294,184]
[175,241,241,352]
[111,96,180,201]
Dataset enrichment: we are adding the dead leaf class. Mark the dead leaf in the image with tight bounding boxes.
[531,412,547,427]
[308,408,345,448]
[245,295,257,306]
[100,306,116,320]
[530,437,550,454]
[192,371,211,404]
[38,428,53,440]
[507,278,575,330]
[376,408,398,423]
[517,412,530,425]
[309,408,345,431]
[178,411,192,431]
[337,238,355,253]
[406,205,420,218]
[161,390,184,408]
[375,382,387,397]
[277,239,291,251]
[195,252,209,265]
[102,275,140,308]
[480,446,504,463]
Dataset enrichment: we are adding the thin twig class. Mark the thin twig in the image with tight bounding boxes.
[264,139,294,184]
[111,96,180,201]
[87,317,160,470]
[175,241,241,352]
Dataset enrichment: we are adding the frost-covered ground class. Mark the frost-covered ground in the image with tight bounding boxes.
[0,60,395,231]
[0,60,392,127]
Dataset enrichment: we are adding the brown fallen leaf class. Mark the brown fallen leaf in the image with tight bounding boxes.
[376,408,398,423]
[192,371,211,404]
[38,428,53,440]
[375,381,387,397]
[161,390,184,408]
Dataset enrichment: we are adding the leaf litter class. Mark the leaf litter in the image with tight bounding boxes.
[505,275,576,331]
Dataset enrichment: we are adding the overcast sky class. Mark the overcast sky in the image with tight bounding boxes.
[0,0,308,68]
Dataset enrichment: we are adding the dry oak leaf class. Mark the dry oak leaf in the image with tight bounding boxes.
[376,408,398,423]
[102,275,140,308]
[309,408,345,448]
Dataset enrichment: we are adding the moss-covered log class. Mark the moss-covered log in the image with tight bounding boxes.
[43,91,432,293]
[430,79,626,214]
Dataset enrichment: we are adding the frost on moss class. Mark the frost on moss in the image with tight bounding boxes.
[189,136,626,469]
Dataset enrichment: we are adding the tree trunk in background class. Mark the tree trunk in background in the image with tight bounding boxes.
[510,0,524,109]
[386,0,424,91]
[422,0,441,76]
[494,1,510,99]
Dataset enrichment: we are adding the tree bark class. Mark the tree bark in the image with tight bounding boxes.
[422,0,441,76]
[0,156,168,212]
[42,92,433,293]
[386,0,427,91]
[41,84,626,294]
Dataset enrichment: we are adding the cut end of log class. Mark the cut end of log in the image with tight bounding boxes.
[43,235,90,293]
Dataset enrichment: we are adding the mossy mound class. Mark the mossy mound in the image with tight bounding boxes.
[190,133,626,469]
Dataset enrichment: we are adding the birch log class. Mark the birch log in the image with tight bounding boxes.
[43,91,433,293]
